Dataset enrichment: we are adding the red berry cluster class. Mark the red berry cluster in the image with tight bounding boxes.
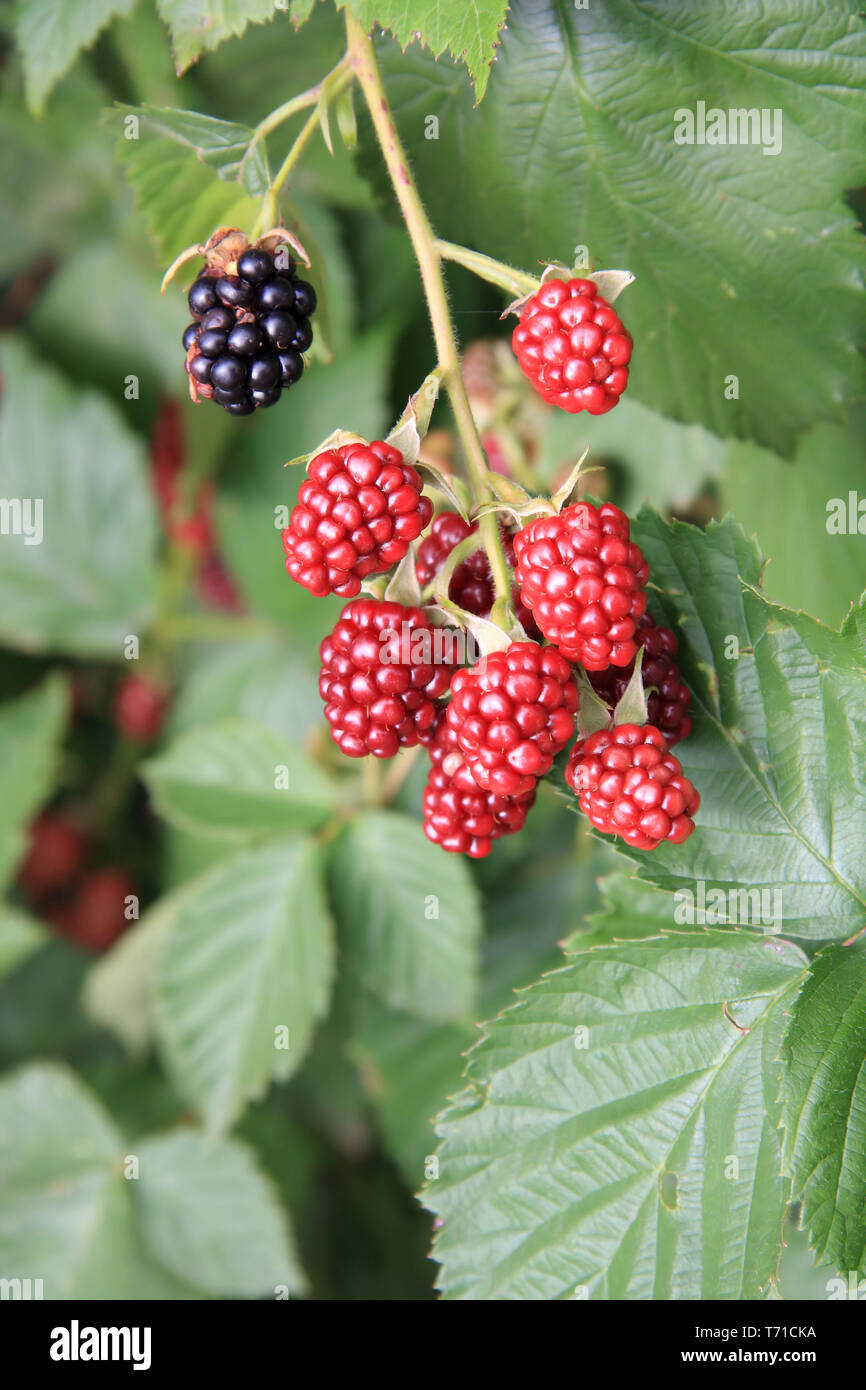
[446,643,577,797]
[115,673,169,743]
[283,401,696,855]
[423,716,535,858]
[17,812,136,953]
[512,501,649,669]
[319,599,451,758]
[282,440,433,598]
[512,278,632,415]
[565,724,699,851]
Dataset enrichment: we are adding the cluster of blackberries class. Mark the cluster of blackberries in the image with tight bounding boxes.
[281,434,699,857]
[183,246,316,415]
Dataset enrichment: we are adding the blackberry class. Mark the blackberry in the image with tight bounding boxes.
[237,248,274,284]
[588,614,692,746]
[446,642,578,797]
[292,281,317,317]
[291,319,313,352]
[283,439,433,598]
[227,322,263,356]
[181,231,316,415]
[512,278,632,414]
[188,277,217,316]
[423,716,536,858]
[319,599,453,758]
[258,279,295,313]
[261,311,296,347]
[197,329,227,358]
[416,510,539,636]
[566,723,699,850]
[512,500,649,669]
[249,355,281,391]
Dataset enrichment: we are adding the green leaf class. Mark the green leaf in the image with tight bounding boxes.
[330,811,481,1023]
[780,940,866,1277]
[133,1130,304,1296]
[156,840,335,1131]
[83,894,182,1055]
[143,717,338,842]
[0,905,48,980]
[0,1063,128,1298]
[607,511,866,944]
[14,0,136,114]
[0,1063,303,1298]
[109,106,263,262]
[0,339,158,657]
[723,415,866,628]
[113,103,269,193]
[538,395,723,516]
[27,240,189,402]
[156,0,277,72]
[338,0,508,102]
[0,677,68,890]
[351,811,598,1183]
[168,638,323,743]
[425,932,807,1299]
[565,872,678,952]
[374,0,866,452]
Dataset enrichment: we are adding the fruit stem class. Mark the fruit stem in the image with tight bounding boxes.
[345,12,512,606]
[434,240,540,299]
[252,65,355,237]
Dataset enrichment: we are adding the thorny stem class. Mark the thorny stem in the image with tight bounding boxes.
[345,12,512,606]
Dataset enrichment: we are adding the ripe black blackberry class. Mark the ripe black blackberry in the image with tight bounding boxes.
[176,230,317,416]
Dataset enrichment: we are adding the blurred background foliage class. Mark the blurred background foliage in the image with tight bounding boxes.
[0,0,861,1299]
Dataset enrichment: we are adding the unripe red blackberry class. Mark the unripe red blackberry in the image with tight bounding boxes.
[52,868,136,953]
[423,716,535,858]
[566,723,699,850]
[512,277,632,414]
[181,232,315,415]
[415,511,538,635]
[589,615,692,745]
[283,440,433,598]
[319,600,453,758]
[512,501,649,669]
[18,812,87,903]
[114,674,169,743]
[446,642,578,797]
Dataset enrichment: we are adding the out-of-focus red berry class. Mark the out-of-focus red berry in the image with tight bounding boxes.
[17,812,87,903]
[114,673,169,742]
[52,868,137,953]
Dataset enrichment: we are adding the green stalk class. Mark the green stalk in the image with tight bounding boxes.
[345,12,512,605]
